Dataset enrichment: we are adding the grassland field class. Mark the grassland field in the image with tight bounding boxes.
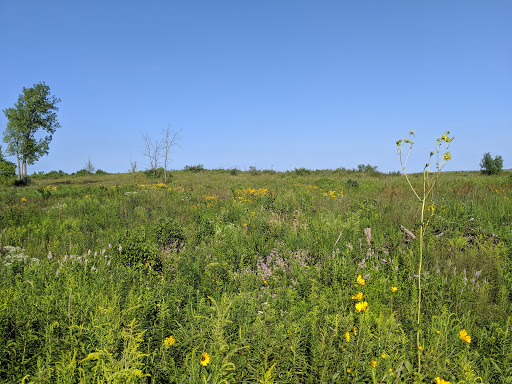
[0,168,511,384]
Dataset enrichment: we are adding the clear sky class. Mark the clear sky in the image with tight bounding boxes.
[1,1,511,174]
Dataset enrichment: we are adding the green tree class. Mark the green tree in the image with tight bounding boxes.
[0,145,16,184]
[2,82,61,182]
[480,152,503,175]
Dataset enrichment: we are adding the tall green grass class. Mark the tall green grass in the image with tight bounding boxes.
[0,168,511,383]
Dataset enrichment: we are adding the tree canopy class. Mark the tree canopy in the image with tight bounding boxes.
[2,82,61,182]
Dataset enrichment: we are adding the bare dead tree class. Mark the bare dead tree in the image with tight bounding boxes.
[142,133,163,179]
[84,156,95,173]
[162,125,182,183]
[141,126,181,182]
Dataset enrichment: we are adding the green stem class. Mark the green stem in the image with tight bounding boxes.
[417,191,426,374]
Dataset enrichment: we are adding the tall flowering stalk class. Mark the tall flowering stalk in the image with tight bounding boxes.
[396,130,454,374]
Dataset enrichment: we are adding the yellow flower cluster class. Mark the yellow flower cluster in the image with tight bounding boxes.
[168,186,185,192]
[44,185,57,191]
[84,194,95,198]
[494,187,511,200]
[355,301,368,313]
[232,188,269,203]
[459,329,471,343]
[163,335,176,348]
[353,275,368,313]
[440,131,453,142]
[307,185,344,199]
[137,183,167,189]
[352,292,364,300]
[434,377,451,384]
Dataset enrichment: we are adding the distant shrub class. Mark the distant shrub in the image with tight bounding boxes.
[294,167,312,176]
[262,169,276,175]
[155,218,186,249]
[357,164,380,174]
[184,164,205,172]
[95,169,108,175]
[229,167,240,176]
[143,167,165,179]
[46,170,68,178]
[74,169,91,176]
[346,179,359,189]
[480,152,503,175]
[248,166,261,175]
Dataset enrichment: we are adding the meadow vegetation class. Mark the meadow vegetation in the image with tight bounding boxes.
[1,164,511,383]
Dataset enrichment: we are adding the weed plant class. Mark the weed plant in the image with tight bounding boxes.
[0,157,511,383]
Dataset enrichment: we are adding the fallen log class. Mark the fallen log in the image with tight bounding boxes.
[400,224,416,240]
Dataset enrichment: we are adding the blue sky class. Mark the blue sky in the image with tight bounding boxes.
[1,1,511,174]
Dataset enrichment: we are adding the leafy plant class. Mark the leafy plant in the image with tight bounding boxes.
[155,217,186,249]
[396,130,454,374]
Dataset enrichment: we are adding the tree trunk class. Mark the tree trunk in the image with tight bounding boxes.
[16,152,21,181]
[22,159,27,183]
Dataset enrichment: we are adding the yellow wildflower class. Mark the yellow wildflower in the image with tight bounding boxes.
[371,361,377,368]
[200,352,210,366]
[352,327,357,335]
[352,292,364,300]
[355,301,368,313]
[345,332,350,342]
[390,286,398,292]
[21,197,27,202]
[163,335,176,348]
[459,329,471,343]
[346,368,351,373]
[443,152,451,161]
[356,275,365,285]
[434,377,451,384]
[418,345,423,351]
[381,352,387,358]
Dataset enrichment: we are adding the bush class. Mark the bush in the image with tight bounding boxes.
[184,164,205,172]
[229,167,240,176]
[480,152,503,175]
[0,159,16,185]
[248,166,261,175]
[346,179,359,189]
[357,164,380,174]
[195,216,215,244]
[143,167,165,179]
[74,169,91,176]
[117,228,161,269]
[294,167,312,176]
[155,218,186,249]
[95,169,108,175]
